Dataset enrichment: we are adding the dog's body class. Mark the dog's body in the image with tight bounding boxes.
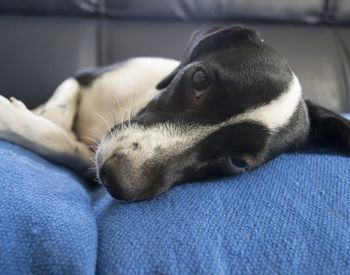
[1,26,349,201]
[0,57,178,173]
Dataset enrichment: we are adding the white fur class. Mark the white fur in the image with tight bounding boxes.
[0,95,92,170]
[75,57,180,145]
[96,123,196,167]
[0,57,180,174]
[34,78,80,134]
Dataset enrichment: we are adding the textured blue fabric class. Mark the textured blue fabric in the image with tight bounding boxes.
[1,130,350,274]
[0,141,97,275]
[94,151,350,274]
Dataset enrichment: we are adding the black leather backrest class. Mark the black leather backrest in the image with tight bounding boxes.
[0,0,97,15]
[1,1,350,111]
[103,0,325,23]
[333,0,350,23]
[0,16,97,108]
[0,0,339,24]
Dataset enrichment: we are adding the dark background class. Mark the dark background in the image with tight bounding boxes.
[0,0,349,112]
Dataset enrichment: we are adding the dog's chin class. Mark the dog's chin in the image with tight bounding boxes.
[102,181,171,202]
[96,149,249,202]
[99,159,251,202]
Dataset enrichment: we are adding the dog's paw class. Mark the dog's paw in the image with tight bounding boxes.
[0,95,11,106]
[0,95,28,111]
[9,97,28,111]
[0,95,29,131]
[0,96,13,131]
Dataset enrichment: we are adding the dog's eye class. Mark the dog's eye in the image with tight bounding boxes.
[229,156,248,173]
[192,70,210,95]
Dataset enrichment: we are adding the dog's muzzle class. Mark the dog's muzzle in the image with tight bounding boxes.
[99,154,136,201]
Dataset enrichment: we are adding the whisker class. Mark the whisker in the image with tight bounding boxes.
[143,108,150,128]
[112,93,124,128]
[89,128,104,138]
[82,136,99,145]
[123,110,130,128]
[88,127,106,141]
[131,87,137,118]
[94,112,112,136]
[111,108,117,125]
[126,100,132,127]
[88,164,98,172]
[88,148,98,154]
[124,86,137,128]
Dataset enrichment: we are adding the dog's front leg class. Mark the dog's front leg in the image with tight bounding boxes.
[0,95,93,178]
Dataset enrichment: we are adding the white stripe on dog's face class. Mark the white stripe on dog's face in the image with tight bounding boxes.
[228,73,302,131]
[96,73,302,183]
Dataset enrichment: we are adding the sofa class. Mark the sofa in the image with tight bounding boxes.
[1,1,350,274]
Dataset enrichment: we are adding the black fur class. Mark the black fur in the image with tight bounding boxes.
[75,63,125,87]
[266,101,310,160]
[306,100,350,150]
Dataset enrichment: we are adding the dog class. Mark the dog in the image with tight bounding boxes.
[0,25,349,201]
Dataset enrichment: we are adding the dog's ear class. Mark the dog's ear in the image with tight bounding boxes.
[156,27,221,90]
[155,63,183,90]
[156,25,261,90]
[305,100,350,150]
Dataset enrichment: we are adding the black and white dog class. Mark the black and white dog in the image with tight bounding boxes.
[0,25,349,201]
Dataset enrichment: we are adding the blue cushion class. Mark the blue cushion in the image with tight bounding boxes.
[1,136,350,273]
[94,151,350,274]
[0,141,97,274]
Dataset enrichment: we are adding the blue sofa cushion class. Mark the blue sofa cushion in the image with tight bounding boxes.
[94,150,350,274]
[0,141,97,274]
[1,113,350,274]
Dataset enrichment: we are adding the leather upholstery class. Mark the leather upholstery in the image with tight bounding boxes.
[0,1,350,112]
[255,25,350,112]
[0,16,97,107]
[0,0,97,16]
[0,0,327,23]
[334,0,350,23]
[103,0,325,23]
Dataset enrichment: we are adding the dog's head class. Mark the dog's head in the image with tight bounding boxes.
[96,25,350,201]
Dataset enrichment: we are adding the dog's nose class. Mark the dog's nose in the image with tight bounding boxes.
[99,156,138,201]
